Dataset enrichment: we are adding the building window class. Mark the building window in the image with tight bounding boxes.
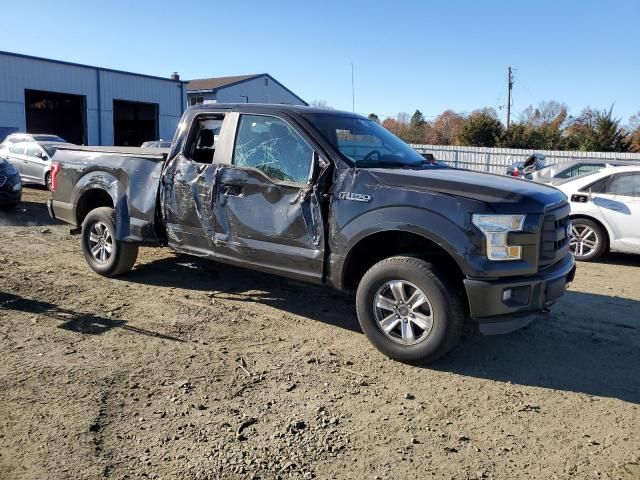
[264,77,269,87]
[189,96,204,106]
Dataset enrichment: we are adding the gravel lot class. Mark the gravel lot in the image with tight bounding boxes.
[1,187,639,480]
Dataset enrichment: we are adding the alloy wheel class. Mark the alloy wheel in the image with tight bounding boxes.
[570,224,599,258]
[87,221,113,263]
[373,280,434,345]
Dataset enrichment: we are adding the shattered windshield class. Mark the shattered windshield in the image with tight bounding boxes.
[303,113,436,169]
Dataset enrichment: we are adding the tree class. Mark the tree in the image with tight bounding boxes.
[628,111,640,152]
[563,107,629,152]
[405,110,429,144]
[368,113,380,123]
[457,108,504,147]
[382,118,407,139]
[426,110,465,145]
[502,100,567,150]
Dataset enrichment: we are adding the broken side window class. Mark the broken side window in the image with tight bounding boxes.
[233,114,313,185]
[185,115,225,164]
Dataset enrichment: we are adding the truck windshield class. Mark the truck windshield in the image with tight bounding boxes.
[303,113,433,168]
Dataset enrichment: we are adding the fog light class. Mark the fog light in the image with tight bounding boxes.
[502,289,513,301]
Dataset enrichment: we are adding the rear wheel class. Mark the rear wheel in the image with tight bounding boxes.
[45,172,52,191]
[570,218,607,261]
[81,207,139,276]
[356,256,464,364]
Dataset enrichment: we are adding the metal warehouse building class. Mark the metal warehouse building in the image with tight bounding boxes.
[0,51,186,146]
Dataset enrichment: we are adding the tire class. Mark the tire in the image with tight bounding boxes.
[356,256,464,364]
[45,172,52,191]
[570,218,607,261]
[81,207,139,276]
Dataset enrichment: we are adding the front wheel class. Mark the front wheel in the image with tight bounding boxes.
[356,256,464,364]
[81,207,139,276]
[570,218,607,261]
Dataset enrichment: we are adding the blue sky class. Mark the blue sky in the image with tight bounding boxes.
[2,0,639,125]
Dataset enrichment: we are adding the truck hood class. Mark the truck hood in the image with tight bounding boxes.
[368,167,567,213]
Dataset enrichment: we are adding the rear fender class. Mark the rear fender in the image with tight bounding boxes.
[72,171,130,240]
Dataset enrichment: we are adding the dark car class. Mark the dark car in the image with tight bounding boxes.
[0,156,22,207]
[505,153,547,178]
[48,104,574,364]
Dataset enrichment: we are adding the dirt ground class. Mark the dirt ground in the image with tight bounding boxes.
[0,187,639,480]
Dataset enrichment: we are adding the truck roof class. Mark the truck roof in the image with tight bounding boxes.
[189,103,367,119]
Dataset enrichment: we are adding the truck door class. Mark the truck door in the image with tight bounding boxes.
[213,113,326,283]
[160,114,228,255]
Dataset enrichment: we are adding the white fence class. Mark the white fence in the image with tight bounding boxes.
[411,144,640,174]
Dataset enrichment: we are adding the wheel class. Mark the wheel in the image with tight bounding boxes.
[81,207,139,276]
[356,256,464,364]
[45,172,52,191]
[570,218,607,261]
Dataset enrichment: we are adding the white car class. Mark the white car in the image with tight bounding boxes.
[556,166,640,260]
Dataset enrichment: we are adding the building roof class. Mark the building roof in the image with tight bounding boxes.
[0,50,186,84]
[186,73,308,106]
[187,74,261,91]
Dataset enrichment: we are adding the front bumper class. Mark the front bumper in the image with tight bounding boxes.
[0,175,21,205]
[464,254,576,335]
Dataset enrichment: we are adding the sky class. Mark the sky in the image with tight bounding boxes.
[2,0,639,125]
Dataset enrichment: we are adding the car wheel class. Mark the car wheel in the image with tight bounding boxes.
[81,207,139,276]
[45,172,52,191]
[570,218,607,261]
[356,256,464,364]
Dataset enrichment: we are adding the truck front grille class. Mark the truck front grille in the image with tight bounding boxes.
[539,202,571,269]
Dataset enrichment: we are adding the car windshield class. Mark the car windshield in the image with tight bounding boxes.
[303,113,436,169]
[33,135,65,142]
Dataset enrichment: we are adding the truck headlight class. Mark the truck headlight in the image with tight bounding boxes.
[472,214,526,261]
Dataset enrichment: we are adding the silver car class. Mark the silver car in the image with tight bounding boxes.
[4,141,74,189]
[530,159,637,185]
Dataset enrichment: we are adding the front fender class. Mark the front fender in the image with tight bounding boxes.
[330,205,480,288]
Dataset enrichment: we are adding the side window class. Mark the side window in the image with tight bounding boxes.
[9,142,26,155]
[580,176,609,193]
[26,143,43,158]
[185,115,225,164]
[571,164,602,177]
[606,173,640,197]
[233,115,313,185]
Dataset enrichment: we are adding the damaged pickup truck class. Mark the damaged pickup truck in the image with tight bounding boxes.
[48,104,575,363]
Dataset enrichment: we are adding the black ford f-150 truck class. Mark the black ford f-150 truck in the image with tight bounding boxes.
[48,104,575,363]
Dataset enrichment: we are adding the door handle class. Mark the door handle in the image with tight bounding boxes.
[223,184,243,197]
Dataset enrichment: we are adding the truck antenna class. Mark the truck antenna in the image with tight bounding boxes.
[351,62,358,175]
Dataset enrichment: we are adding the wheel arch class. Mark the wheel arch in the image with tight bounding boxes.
[570,214,611,250]
[339,229,467,297]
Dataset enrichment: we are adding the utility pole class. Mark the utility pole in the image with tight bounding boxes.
[506,66,513,130]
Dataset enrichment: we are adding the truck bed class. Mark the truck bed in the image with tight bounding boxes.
[49,146,167,244]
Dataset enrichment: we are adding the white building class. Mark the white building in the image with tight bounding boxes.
[187,74,307,107]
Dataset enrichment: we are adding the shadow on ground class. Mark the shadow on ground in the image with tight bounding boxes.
[123,254,360,333]
[0,199,63,227]
[122,254,640,403]
[0,291,184,342]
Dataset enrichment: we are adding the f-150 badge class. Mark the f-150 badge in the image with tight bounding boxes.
[338,192,372,202]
